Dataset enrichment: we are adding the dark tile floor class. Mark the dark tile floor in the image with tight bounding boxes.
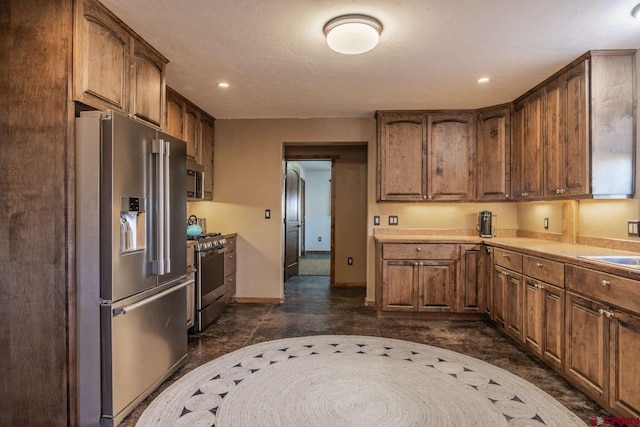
[121,275,606,426]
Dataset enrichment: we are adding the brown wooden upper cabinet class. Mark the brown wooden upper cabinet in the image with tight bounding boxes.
[377,113,427,201]
[427,112,475,201]
[73,0,167,129]
[376,111,474,202]
[514,51,635,200]
[512,88,544,200]
[475,105,511,201]
[165,87,215,201]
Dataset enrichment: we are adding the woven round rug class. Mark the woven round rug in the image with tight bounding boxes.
[137,335,585,426]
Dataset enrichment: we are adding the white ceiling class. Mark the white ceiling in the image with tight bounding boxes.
[101,0,640,120]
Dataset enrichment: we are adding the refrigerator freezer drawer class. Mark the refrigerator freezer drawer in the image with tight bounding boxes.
[101,281,189,425]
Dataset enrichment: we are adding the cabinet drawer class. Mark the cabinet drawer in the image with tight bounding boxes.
[224,235,237,252]
[566,265,640,313]
[494,248,523,272]
[225,251,236,276]
[382,244,456,260]
[523,255,564,287]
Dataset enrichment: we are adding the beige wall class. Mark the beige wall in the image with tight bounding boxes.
[188,118,375,300]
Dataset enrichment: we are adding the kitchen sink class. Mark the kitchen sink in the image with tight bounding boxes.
[579,255,640,269]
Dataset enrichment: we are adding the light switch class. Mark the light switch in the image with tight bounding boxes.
[265,209,271,219]
[374,215,380,226]
[628,220,639,236]
[389,215,398,226]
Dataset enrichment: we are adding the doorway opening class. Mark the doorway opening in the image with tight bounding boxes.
[283,143,368,292]
[284,160,333,281]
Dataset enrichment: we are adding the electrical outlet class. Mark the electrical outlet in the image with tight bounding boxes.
[544,218,549,230]
[628,220,639,236]
[347,257,353,265]
[389,215,398,226]
[374,215,380,226]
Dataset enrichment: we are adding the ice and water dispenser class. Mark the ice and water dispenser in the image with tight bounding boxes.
[120,196,146,253]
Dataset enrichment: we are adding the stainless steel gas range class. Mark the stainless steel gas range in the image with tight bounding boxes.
[189,233,227,332]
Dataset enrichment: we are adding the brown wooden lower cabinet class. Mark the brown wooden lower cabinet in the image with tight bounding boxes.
[608,306,640,417]
[565,291,608,404]
[381,259,456,312]
[523,278,564,372]
[493,264,524,338]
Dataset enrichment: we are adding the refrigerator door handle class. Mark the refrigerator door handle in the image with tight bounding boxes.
[113,279,193,315]
[151,139,167,275]
[164,140,171,274]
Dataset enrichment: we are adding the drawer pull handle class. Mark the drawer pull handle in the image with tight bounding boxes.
[536,263,543,268]
[601,280,610,287]
[502,254,510,259]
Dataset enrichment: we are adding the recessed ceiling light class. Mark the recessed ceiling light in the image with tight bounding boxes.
[632,3,640,20]
[217,82,230,88]
[323,14,383,55]
[477,77,491,84]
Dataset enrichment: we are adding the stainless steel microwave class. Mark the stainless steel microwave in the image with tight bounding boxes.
[187,160,204,200]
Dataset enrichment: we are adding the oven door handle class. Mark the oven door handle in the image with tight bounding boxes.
[199,247,226,258]
[113,279,193,315]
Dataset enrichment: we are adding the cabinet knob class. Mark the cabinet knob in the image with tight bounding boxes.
[486,248,493,254]
[416,247,421,251]
[601,280,610,287]
[606,310,614,319]
[598,308,604,315]
[536,262,543,268]
[428,195,432,200]
[414,263,419,266]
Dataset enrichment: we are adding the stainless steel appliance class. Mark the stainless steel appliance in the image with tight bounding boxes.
[187,159,204,200]
[76,111,190,426]
[477,210,495,237]
[190,233,227,332]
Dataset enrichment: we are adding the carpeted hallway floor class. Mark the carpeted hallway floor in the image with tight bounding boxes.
[121,275,607,426]
[297,252,330,276]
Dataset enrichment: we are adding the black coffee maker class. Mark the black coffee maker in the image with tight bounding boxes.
[477,211,494,237]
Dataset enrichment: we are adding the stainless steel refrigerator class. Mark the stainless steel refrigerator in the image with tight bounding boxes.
[76,111,190,426]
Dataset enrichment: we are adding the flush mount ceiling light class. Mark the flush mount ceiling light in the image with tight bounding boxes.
[477,77,491,84]
[217,82,230,88]
[632,3,640,20]
[323,14,383,55]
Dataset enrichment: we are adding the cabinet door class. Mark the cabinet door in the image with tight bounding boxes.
[541,283,565,372]
[130,40,166,128]
[476,106,511,201]
[184,104,200,163]
[565,292,608,403]
[512,89,544,199]
[562,61,589,196]
[505,270,524,342]
[382,260,417,311]
[200,115,215,200]
[459,244,484,313]
[427,113,475,201]
[377,114,427,201]
[493,266,508,327]
[544,77,564,197]
[417,260,456,312]
[609,308,640,417]
[524,278,544,354]
[165,88,185,139]
[74,0,130,112]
